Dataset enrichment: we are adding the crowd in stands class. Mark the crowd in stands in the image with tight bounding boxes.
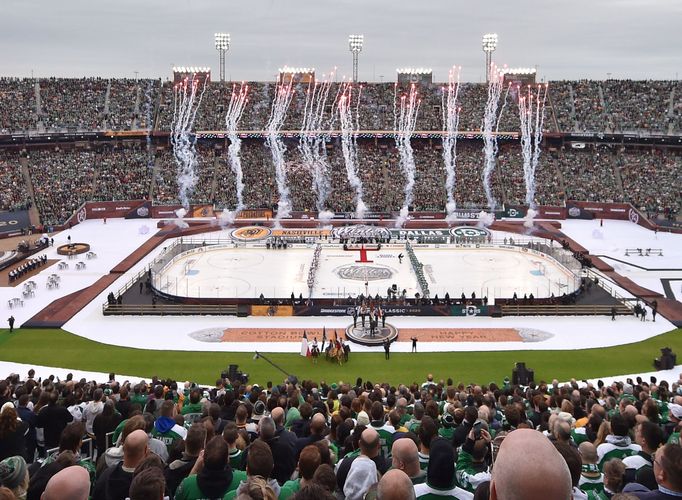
[92,144,152,202]
[0,140,679,224]
[0,152,31,212]
[0,78,37,133]
[27,149,95,227]
[38,78,108,131]
[0,368,681,499]
[1,77,681,134]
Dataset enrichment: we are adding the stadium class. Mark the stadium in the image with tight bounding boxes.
[0,3,681,499]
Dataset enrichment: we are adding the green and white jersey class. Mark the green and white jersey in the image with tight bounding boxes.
[228,448,244,470]
[371,421,395,459]
[414,482,474,499]
[578,464,604,494]
[622,451,652,471]
[596,437,641,470]
[418,451,429,471]
[455,449,491,494]
[572,427,589,445]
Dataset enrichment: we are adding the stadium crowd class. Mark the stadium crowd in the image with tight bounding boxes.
[0,77,680,134]
[0,140,678,225]
[0,368,681,499]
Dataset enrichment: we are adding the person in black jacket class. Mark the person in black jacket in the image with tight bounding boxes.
[255,412,297,485]
[0,404,28,461]
[452,405,478,450]
[35,392,73,451]
[164,423,206,497]
[93,429,148,500]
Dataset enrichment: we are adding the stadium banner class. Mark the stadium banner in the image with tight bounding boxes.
[389,229,451,239]
[86,200,147,220]
[191,205,214,218]
[270,228,332,238]
[251,305,293,316]
[236,209,273,219]
[450,305,490,317]
[125,201,152,219]
[151,205,183,218]
[566,204,595,220]
[293,304,470,317]
[537,206,567,219]
[502,206,526,219]
[0,210,30,234]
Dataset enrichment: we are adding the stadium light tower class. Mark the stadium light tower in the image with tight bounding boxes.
[214,32,230,82]
[482,33,498,82]
[348,34,364,83]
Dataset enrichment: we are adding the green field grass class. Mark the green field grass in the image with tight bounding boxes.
[0,328,680,386]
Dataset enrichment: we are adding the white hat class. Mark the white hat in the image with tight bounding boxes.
[670,404,682,420]
[343,457,378,500]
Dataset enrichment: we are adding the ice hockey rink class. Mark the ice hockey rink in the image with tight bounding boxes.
[155,244,580,300]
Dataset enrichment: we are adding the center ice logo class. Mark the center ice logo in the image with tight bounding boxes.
[336,265,393,281]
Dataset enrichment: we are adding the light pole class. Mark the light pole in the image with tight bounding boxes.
[482,33,498,83]
[214,32,230,82]
[348,34,364,83]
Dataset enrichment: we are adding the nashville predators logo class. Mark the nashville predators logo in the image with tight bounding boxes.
[231,226,272,241]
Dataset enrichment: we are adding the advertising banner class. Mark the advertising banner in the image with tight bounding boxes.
[0,210,30,234]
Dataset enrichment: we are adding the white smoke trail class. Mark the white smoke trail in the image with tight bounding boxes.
[265,78,294,224]
[171,75,207,211]
[220,82,249,226]
[518,83,548,228]
[337,81,367,218]
[442,66,462,222]
[143,81,155,172]
[394,83,421,227]
[299,69,335,216]
[481,64,509,214]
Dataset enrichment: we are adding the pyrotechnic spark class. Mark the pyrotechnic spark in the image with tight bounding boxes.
[171,75,207,210]
[481,63,510,213]
[442,66,462,221]
[394,83,421,227]
[265,78,294,224]
[220,82,249,225]
[337,80,367,218]
[299,70,335,217]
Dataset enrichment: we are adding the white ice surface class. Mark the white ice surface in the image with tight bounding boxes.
[159,245,578,300]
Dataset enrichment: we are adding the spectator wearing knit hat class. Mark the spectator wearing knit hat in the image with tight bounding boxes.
[414,438,473,499]
[0,456,28,499]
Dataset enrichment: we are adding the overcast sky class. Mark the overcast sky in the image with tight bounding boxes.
[1,0,680,82]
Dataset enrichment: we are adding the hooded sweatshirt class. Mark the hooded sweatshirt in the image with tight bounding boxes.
[174,466,245,500]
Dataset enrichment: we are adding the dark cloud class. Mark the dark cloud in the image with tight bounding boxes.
[0,0,679,81]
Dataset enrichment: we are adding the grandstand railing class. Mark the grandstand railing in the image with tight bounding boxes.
[46,436,94,461]
[581,268,635,311]
[102,303,239,316]
[501,304,632,316]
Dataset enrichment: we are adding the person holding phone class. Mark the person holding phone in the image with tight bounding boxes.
[456,423,493,494]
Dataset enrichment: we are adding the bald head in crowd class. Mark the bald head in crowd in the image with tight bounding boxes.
[392,438,421,478]
[377,469,416,500]
[360,427,380,458]
[270,407,284,426]
[41,466,90,500]
[124,429,149,468]
[490,429,572,500]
